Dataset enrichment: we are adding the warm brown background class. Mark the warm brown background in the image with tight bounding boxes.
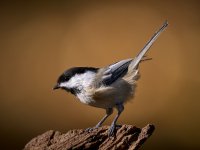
[0,0,200,149]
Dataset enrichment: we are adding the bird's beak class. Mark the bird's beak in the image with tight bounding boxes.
[53,84,60,90]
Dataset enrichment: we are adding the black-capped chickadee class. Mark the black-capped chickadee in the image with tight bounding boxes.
[53,21,168,136]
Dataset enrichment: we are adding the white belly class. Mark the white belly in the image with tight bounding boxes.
[78,79,137,109]
[76,92,94,105]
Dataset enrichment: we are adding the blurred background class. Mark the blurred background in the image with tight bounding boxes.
[0,0,200,149]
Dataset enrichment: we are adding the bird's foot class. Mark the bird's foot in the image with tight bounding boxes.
[108,124,121,136]
[115,124,122,129]
[85,126,98,132]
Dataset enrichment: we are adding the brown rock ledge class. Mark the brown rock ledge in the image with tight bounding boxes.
[24,124,155,150]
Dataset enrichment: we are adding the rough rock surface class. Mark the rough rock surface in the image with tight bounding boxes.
[24,124,155,150]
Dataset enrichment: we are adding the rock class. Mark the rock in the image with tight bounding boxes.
[24,124,155,150]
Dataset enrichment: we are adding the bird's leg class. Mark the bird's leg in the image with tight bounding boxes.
[95,108,113,128]
[108,104,124,136]
[86,108,113,132]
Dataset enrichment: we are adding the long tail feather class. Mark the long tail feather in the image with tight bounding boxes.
[130,20,168,69]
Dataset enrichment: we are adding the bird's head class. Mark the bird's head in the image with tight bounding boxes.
[53,67,98,95]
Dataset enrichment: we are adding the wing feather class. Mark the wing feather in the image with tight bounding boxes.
[102,59,132,85]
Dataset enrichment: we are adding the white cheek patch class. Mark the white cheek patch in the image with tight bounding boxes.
[60,71,96,91]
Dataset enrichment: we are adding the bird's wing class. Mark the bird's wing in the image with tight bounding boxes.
[102,58,133,85]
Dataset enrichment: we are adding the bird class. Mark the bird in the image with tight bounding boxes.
[53,21,168,136]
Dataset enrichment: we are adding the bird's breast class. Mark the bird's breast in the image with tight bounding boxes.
[76,92,95,105]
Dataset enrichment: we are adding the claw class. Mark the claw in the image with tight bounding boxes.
[108,124,122,136]
[85,127,97,132]
[115,124,122,129]
[108,123,116,136]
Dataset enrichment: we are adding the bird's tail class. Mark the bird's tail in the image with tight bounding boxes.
[129,20,168,69]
